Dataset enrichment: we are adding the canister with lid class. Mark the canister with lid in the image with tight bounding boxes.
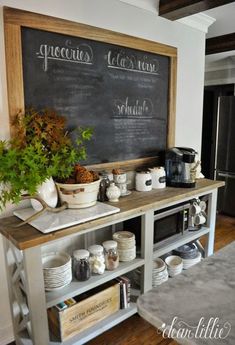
[102,240,119,270]
[135,171,152,192]
[73,249,91,281]
[88,244,105,274]
[149,167,166,189]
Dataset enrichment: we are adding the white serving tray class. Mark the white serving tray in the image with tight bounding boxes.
[13,202,120,234]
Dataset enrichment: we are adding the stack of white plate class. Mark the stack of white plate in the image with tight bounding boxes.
[152,258,168,286]
[113,231,136,261]
[42,252,72,291]
[182,251,202,269]
[165,255,183,277]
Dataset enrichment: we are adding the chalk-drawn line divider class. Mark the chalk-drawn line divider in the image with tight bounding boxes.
[108,65,159,75]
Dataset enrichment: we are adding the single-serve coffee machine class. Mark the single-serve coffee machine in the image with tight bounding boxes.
[165,147,197,188]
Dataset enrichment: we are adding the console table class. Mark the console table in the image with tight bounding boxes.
[0,179,224,345]
[137,241,235,345]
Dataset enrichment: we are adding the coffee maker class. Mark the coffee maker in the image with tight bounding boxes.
[165,147,197,188]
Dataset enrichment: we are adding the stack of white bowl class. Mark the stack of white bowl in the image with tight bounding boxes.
[113,231,136,261]
[152,258,168,286]
[165,255,183,277]
[42,252,72,291]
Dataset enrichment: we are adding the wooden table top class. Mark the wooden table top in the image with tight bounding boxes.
[0,179,224,250]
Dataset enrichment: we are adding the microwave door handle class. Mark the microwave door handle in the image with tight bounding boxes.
[181,210,186,235]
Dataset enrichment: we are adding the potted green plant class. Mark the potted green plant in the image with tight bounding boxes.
[0,108,99,211]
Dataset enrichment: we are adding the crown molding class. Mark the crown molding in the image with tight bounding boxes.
[119,0,159,14]
[177,13,216,33]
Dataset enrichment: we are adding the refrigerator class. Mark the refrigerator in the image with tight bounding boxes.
[214,96,235,216]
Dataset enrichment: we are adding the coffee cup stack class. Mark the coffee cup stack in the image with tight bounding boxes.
[113,231,136,261]
[113,172,128,196]
[190,200,206,226]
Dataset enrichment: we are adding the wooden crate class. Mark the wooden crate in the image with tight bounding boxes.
[48,282,120,341]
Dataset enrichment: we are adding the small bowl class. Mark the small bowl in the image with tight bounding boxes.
[152,258,166,273]
[165,255,183,268]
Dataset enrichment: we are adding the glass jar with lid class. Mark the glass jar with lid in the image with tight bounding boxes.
[98,170,111,202]
[73,249,91,281]
[102,240,119,270]
[88,244,105,275]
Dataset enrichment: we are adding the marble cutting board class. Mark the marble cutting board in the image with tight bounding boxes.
[13,202,120,233]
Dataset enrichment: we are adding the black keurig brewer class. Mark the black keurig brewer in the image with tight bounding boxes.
[165,147,197,188]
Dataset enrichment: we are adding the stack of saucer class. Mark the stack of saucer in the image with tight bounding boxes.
[152,258,168,286]
[113,231,136,261]
[182,252,202,269]
[165,255,183,277]
[42,252,72,291]
[173,243,201,269]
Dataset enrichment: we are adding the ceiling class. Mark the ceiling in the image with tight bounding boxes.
[120,0,235,67]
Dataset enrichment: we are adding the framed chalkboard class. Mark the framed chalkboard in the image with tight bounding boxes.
[4,7,177,168]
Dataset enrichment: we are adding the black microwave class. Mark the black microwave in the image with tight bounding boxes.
[124,201,190,248]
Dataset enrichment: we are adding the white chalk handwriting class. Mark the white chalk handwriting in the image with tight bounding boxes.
[36,40,93,71]
[113,97,153,117]
[107,50,159,75]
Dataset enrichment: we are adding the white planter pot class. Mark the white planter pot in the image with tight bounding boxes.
[56,179,101,209]
[31,177,58,211]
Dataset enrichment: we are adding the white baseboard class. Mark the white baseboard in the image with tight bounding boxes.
[0,324,14,345]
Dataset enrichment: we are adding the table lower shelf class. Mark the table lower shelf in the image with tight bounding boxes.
[153,227,210,258]
[19,303,137,345]
[46,258,145,308]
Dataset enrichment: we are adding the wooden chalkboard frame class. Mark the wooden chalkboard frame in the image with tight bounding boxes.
[4,7,177,170]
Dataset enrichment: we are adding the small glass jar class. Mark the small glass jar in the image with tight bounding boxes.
[102,240,119,271]
[98,173,110,202]
[88,244,105,275]
[73,249,91,281]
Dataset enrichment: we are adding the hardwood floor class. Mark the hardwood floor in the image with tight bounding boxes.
[8,214,235,345]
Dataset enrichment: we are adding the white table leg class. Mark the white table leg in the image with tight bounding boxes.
[141,210,154,293]
[204,189,218,257]
[2,237,22,345]
[23,247,50,345]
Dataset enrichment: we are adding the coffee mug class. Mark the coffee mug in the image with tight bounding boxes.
[191,202,201,215]
[116,183,127,195]
[194,213,206,225]
[113,173,126,184]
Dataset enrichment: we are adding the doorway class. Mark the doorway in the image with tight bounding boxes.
[201,84,234,179]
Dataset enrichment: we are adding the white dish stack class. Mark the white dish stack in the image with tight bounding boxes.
[152,258,168,286]
[173,243,202,270]
[182,252,202,269]
[113,231,136,261]
[42,252,72,291]
[165,255,183,277]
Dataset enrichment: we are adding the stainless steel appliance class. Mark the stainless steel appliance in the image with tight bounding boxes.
[165,147,197,188]
[214,96,235,216]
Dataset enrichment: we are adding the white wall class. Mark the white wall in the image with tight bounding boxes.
[0,0,206,343]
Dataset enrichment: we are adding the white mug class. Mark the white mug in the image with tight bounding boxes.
[194,213,206,225]
[191,202,201,215]
[116,183,127,195]
[113,173,126,184]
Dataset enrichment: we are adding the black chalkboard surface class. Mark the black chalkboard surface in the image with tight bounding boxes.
[22,27,169,164]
